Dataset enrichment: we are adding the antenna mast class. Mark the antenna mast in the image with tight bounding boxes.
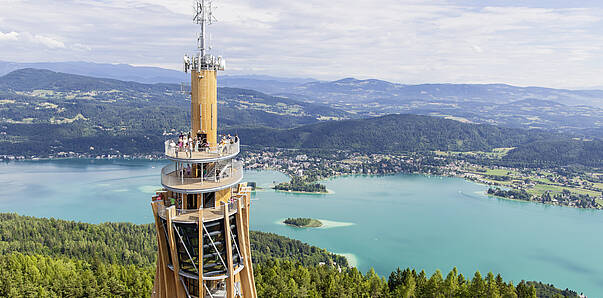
[184,0,224,73]
[194,0,215,57]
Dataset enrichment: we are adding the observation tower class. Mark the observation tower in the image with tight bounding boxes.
[150,1,256,297]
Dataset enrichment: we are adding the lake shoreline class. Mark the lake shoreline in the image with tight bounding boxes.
[2,162,601,295]
[273,188,333,195]
[283,218,323,228]
[266,168,603,211]
[4,159,599,211]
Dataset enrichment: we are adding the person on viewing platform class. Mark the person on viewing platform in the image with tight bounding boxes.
[169,140,176,155]
[234,134,239,143]
[177,139,183,157]
[188,136,193,158]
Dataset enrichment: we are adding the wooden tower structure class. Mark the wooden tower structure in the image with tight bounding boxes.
[151,1,256,297]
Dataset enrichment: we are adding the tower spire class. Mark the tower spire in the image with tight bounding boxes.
[185,0,224,73]
[193,0,215,56]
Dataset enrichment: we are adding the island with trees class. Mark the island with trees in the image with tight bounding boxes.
[273,176,328,194]
[283,217,323,228]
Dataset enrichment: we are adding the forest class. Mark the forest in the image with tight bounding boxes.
[230,114,602,168]
[0,213,579,297]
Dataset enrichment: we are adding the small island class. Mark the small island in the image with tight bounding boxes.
[283,217,323,228]
[273,177,328,194]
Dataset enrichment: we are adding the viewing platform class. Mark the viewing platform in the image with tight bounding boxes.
[161,161,243,194]
[164,138,239,163]
[156,197,244,223]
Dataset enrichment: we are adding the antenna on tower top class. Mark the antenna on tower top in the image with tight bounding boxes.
[193,0,216,56]
[184,0,225,73]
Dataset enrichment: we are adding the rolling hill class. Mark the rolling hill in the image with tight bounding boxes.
[0,69,350,156]
[0,68,350,128]
[224,77,603,136]
[4,62,601,137]
[229,114,602,167]
[230,113,556,152]
[0,61,188,84]
[1,68,600,167]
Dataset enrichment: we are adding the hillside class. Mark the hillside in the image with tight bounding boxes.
[0,69,348,126]
[502,139,603,168]
[232,114,555,152]
[3,63,601,137]
[0,61,188,84]
[1,69,600,167]
[0,69,350,156]
[293,78,603,108]
[287,79,603,136]
[0,213,579,297]
[223,77,603,136]
[0,213,347,268]
[230,114,602,167]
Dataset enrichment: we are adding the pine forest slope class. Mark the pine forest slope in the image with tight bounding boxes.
[0,213,579,298]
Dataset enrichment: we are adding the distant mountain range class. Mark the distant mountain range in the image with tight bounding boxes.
[0,61,189,84]
[1,61,602,137]
[0,68,599,166]
[0,61,316,86]
[0,68,348,128]
[283,78,603,135]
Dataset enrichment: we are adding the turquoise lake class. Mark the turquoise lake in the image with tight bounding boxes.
[0,159,601,296]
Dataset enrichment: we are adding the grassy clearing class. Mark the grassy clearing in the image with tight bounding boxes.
[484,169,516,176]
[433,147,513,159]
[533,177,555,184]
[529,184,600,197]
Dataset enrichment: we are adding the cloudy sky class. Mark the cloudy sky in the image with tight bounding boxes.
[1,0,603,88]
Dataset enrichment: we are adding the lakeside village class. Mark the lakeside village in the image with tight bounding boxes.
[241,148,603,210]
[2,146,602,210]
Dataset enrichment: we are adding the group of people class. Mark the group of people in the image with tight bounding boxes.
[168,132,205,158]
[168,131,239,158]
[220,134,239,146]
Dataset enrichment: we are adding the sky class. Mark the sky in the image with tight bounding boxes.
[1,0,603,88]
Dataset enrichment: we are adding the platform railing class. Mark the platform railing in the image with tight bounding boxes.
[161,161,243,190]
[156,198,243,222]
[164,138,239,160]
[175,199,239,217]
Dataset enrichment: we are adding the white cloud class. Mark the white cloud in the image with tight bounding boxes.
[30,34,65,48]
[0,31,65,48]
[0,31,19,41]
